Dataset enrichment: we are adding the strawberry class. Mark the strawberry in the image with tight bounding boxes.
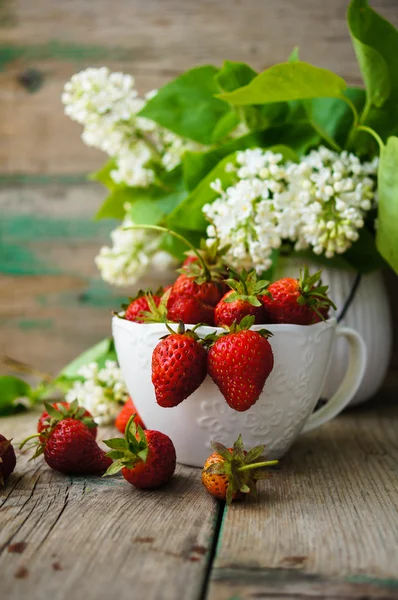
[201,435,278,504]
[214,269,269,327]
[37,401,97,440]
[115,398,145,434]
[261,267,336,325]
[0,435,16,486]
[21,400,111,475]
[206,316,274,412]
[123,288,164,323]
[104,415,176,489]
[167,293,215,326]
[152,322,207,408]
[167,239,229,325]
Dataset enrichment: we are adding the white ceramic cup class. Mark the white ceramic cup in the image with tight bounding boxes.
[112,317,366,467]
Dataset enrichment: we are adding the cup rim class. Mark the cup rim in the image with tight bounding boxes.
[112,314,337,333]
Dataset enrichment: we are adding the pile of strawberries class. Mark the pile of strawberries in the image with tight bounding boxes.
[3,240,335,504]
[122,241,335,413]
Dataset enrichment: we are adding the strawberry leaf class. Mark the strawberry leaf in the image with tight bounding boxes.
[244,445,266,464]
[211,441,232,461]
[103,438,127,450]
[103,459,125,477]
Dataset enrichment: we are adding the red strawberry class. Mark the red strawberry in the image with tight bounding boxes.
[214,269,269,327]
[0,435,16,486]
[115,398,145,434]
[152,322,207,407]
[202,435,278,504]
[167,293,215,326]
[38,401,97,440]
[21,400,111,475]
[207,316,274,412]
[104,416,176,489]
[261,267,336,325]
[124,289,163,323]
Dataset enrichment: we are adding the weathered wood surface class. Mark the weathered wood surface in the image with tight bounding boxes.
[207,386,398,600]
[0,411,219,600]
[1,0,398,174]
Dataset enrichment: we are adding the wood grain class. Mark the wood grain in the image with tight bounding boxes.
[0,411,219,600]
[1,0,398,173]
[207,390,398,599]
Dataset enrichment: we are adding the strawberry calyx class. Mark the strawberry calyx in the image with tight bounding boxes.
[140,288,172,324]
[19,400,96,459]
[179,238,230,284]
[204,435,278,505]
[204,315,273,347]
[223,268,270,307]
[159,320,206,344]
[103,415,149,476]
[297,266,337,320]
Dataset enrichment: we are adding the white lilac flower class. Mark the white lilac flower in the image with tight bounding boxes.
[203,149,292,273]
[65,360,128,425]
[62,68,204,187]
[95,216,161,286]
[288,147,378,258]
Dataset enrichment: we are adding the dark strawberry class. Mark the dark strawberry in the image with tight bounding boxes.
[261,267,336,325]
[38,401,97,440]
[21,400,111,475]
[104,416,176,489]
[206,316,274,412]
[214,269,269,327]
[152,322,207,407]
[202,435,278,504]
[0,435,16,486]
[115,398,145,434]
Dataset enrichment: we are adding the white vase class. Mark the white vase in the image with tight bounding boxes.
[275,258,392,405]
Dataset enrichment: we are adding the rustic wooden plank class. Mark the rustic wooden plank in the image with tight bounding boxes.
[207,387,398,600]
[1,0,397,173]
[0,411,219,600]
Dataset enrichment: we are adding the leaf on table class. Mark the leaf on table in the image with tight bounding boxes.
[376,136,398,274]
[217,62,347,106]
[138,65,232,144]
[0,376,32,416]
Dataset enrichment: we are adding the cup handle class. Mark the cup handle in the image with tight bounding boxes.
[302,326,367,433]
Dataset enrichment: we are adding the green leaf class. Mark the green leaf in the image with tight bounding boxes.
[217,62,347,106]
[344,226,386,273]
[157,226,202,260]
[0,376,31,416]
[211,441,232,461]
[288,47,300,63]
[348,0,393,109]
[103,459,125,477]
[89,159,117,191]
[60,338,113,378]
[138,65,231,144]
[95,186,135,220]
[167,152,239,232]
[376,136,398,273]
[211,111,240,143]
[215,60,257,93]
[103,438,127,450]
[347,0,398,142]
[244,445,265,464]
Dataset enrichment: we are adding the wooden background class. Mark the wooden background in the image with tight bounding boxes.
[1,0,397,376]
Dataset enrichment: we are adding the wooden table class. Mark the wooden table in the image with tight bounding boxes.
[1,382,398,600]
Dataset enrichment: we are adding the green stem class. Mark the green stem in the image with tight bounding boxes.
[356,125,385,151]
[341,95,359,128]
[237,460,278,472]
[124,224,211,280]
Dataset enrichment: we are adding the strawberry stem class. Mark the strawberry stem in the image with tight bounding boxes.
[237,460,279,472]
[124,224,211,281]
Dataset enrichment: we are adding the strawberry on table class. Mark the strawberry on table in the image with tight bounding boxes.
[115,397,145,434]
[214,268,269,327]
[152,321,207,408]
[201,434,278,504]
[206,315,274,412]
[21,400,111,475]
[37,401,97,440]
[104,415,176,489]
[261,267,336,325]
[0,435,16,486]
